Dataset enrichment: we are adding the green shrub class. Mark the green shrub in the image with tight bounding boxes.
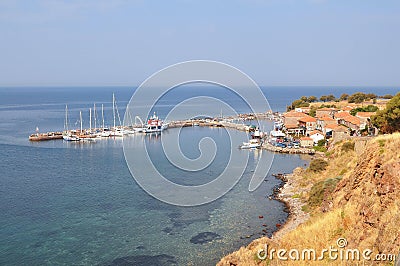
[308,181,325,207]
[308,177,342,207]
[309,158,328,172]
[371,92,400,133]
[313,146,327,152]
[341,142,355,152]
[349,105,378,116]
[377,139,386,147]
[339,168,347,175]
[302,205,310,213]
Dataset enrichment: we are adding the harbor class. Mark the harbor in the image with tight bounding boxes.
[27,96,316,155]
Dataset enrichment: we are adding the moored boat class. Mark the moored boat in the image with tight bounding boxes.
[29,132,63,141]
[144,112,167,133]
[239,139,261,149]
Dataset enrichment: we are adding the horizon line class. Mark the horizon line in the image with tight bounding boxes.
[0,85,399,89]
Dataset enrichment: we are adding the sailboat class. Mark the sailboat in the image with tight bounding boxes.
[110,93,126,137]
[78,109,97,141]
[62,105,80,141]
[100,103,111,137]
[123,106,142,134]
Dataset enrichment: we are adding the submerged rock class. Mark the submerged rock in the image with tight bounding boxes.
[190,232,221,244]
[108,254,177,266]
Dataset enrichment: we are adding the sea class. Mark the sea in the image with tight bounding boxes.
[0,86,398,265]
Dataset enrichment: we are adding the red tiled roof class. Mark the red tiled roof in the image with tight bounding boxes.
[342,115,361,126]
[333,125,348,132]
[300,137,313,141]
[356,112,376,118]
[325,124,340,129]
[285,124,299,129]
[342,106,353,111]
[284,111,307,117]
[318,116,335,122]
[317,107,338,111]
[309,130,323,136]
[298,116,317,123]
[335,112,351,119]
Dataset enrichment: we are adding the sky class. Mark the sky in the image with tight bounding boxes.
[0,0,399,87]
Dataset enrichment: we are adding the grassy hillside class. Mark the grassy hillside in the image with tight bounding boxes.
[218,134,400,265]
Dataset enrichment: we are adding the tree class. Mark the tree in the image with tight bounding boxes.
[371,93,400,133]
[326,94,336,102]
[348,92,367,103]
[381,94,393,99]
[308,96,317,102]
[300,96,308,102]
[340,93,349,101]
[320,95,328,102]
[287,99,310,111]
[309,106,317,117]
[350,105,379,116]
[366,93,377,100]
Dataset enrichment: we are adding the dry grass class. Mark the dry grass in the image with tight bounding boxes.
[218,133,400,265]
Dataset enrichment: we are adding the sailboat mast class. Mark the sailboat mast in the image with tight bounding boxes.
[89,108,92,133]
[113,93,116,129]
[93,103,97,130]
[64,105,68,131]
[102,104,105,130]
[80,111,83,133]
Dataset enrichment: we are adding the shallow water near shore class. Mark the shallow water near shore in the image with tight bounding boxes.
[0,139,307,265]
[2,86,396,265]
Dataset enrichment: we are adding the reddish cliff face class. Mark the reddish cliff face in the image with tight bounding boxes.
[218,134,400,266]
[335,137,400,254]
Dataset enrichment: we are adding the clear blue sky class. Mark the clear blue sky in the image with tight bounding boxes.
[0,0,399,86]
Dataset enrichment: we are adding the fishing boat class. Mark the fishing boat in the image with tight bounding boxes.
[144,112,167,133]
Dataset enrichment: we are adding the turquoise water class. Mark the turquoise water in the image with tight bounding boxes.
[0,86,397,265]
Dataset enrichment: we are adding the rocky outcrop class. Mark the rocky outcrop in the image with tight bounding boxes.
[218,134,400,265]
[335,138,400,253]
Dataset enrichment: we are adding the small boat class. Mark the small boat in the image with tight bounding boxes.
[270,130,286,138]
[274,121,283,130]
[109,127,126,137]
[240,139,261,149]
[62,133,80,141]
[100,129,111,137]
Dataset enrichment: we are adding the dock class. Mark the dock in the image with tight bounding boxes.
[29,132,63,141]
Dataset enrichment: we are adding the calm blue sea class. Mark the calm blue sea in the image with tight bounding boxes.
[0,86,398,265]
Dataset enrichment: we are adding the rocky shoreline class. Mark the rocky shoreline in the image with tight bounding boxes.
[217,167,312,265]
[263,143,316,155]
[271,168,311,240]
